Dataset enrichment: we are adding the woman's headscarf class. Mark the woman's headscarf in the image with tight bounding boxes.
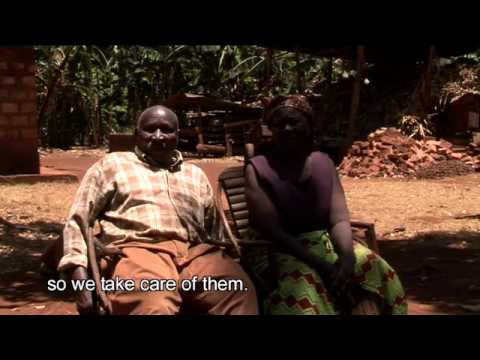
[263,95,314,128]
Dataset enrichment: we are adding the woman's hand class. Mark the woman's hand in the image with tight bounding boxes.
[311,257,336,286]
[331,253,356,294]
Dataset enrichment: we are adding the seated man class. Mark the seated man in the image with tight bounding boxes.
[58,105,258,315]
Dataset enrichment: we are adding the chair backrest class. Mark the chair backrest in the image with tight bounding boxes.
[217,165,250,239]
[217,143,379,254]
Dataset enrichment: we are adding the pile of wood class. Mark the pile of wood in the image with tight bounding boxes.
[339,128,480,178]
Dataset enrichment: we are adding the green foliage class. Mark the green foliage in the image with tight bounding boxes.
[36,45,480,148]
[34,45,360,147]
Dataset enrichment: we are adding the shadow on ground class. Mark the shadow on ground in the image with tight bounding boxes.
[2,218,480,315]
[379,230,480,315]
[0,220,73,309]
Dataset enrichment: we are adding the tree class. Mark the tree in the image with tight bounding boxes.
[35,45,352,148]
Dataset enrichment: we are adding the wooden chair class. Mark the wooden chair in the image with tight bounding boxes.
[215,166,380,256]
[214,147,381,315]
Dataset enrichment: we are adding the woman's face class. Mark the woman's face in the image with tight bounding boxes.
[270,107,312,151]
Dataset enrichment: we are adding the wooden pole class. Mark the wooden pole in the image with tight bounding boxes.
[423,45,436,115]
[345,46,366,151]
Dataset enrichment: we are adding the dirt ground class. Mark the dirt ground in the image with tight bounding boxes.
[1,149,479,315]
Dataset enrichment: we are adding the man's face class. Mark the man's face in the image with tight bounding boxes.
[136,107,179,158]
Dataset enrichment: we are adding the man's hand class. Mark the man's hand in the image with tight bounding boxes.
[331,253,356,294]
[76,287,96,315]
[69,266,96,315]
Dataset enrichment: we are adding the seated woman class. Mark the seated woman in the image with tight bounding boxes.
[244,95,407,315]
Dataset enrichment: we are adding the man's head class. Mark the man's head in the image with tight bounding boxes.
[136,105,179,161]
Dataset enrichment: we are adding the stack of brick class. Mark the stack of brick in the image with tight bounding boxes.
[339,127,480,178]
[0,48,39,175]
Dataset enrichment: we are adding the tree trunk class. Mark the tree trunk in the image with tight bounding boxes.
[85,112,91,146]
[47,99,57,147]
[40,47,74,147]
[345,46,366,154]
[326,57,333,87]
[263,48,273,95]
[97,97,102,146]
[95,69,103,146]
[108,110,113,137]
[93,95,100,147]
[296,50,303,92]
[422,45,436,117]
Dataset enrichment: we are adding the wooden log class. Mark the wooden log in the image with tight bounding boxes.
[425,154,436,164]
[223,119,258,129]
[439,139,453,149]
[400,159,416,170]
[361,157,371,166]
[426,140,441,147]
[196,143,226,155]
[358,141,369,149]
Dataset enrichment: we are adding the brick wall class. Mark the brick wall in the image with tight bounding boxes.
[0,48,39,175]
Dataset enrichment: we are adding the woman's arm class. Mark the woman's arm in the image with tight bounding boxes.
[328,159,356,290]
[328,162,354,258]
[245,163,334,276]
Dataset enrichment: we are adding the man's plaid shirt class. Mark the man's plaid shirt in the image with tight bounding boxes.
[58,151,224,271]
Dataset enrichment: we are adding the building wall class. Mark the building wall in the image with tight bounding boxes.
[0,48,39,175]
[448,94,480,133]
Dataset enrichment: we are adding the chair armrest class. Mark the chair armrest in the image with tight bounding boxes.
[86,226,112,315]
[350,220,379,254]
[215,183,242,257]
